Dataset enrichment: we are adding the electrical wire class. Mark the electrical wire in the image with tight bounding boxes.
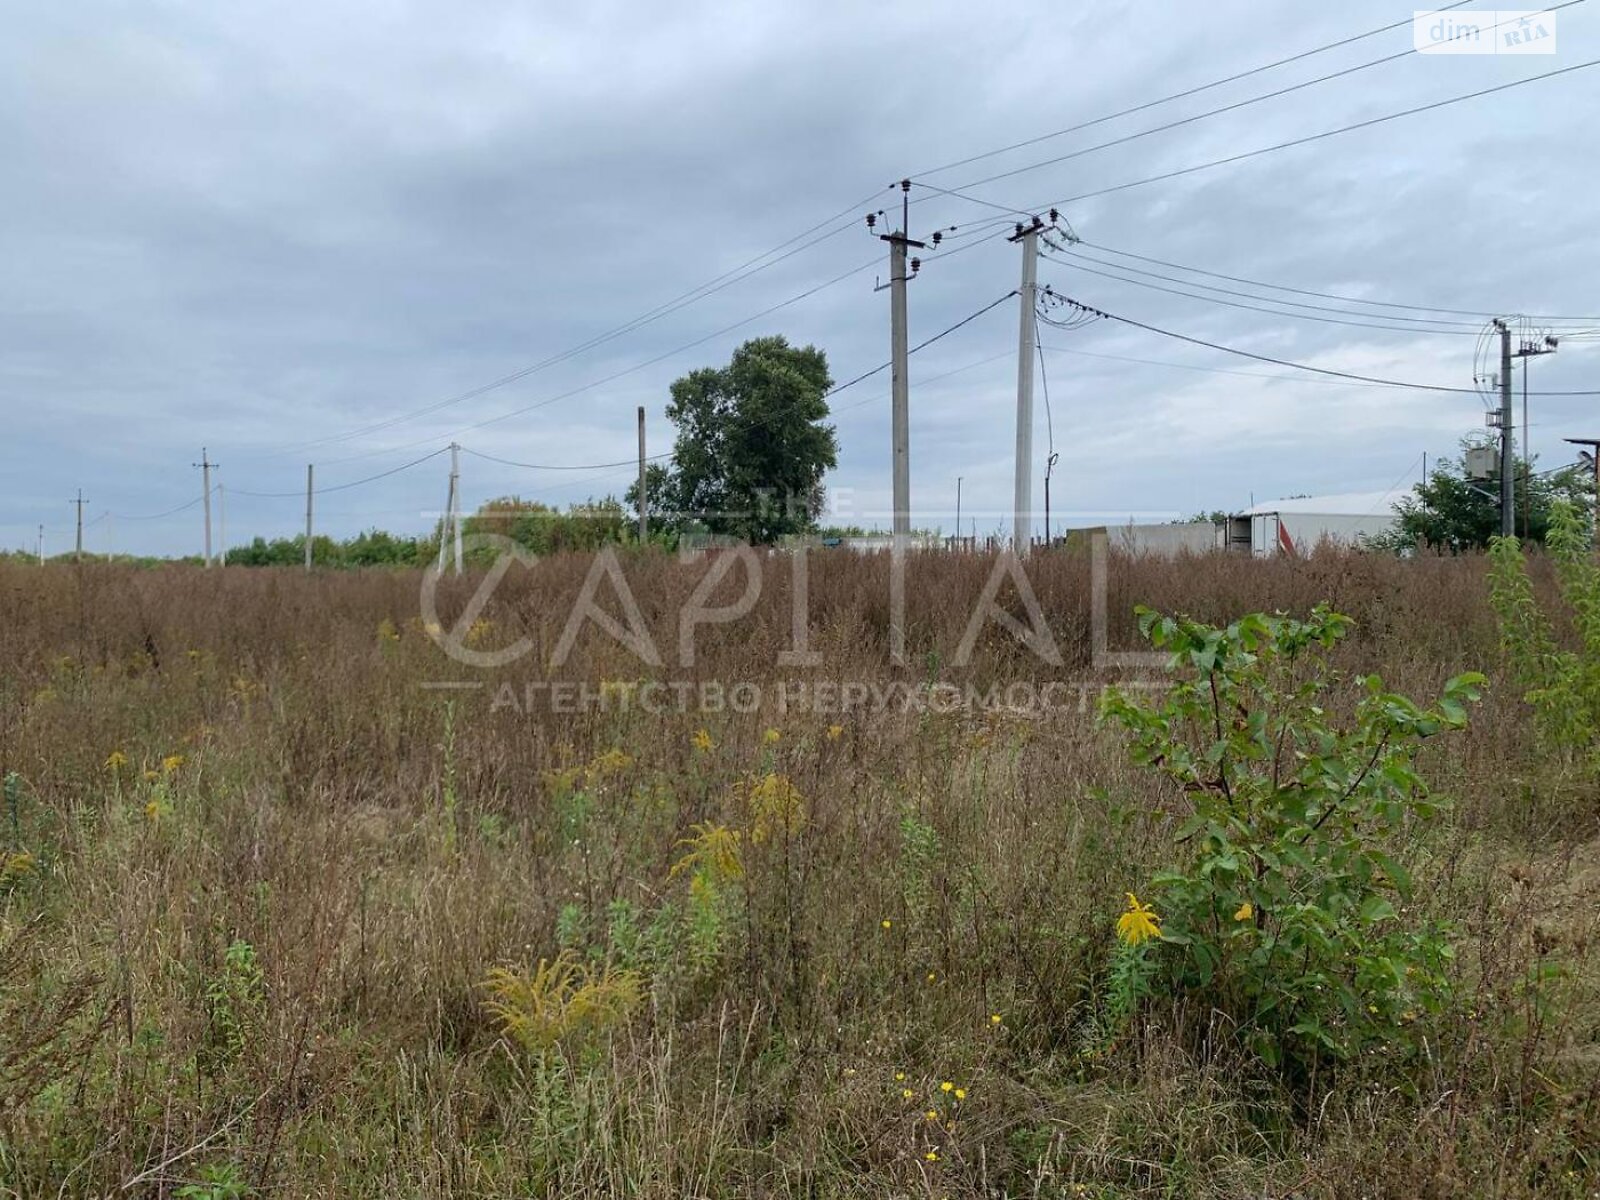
[314,254,884,467]
[1078,239,1600,325]
[1050,247,1488,329]
[228,447,449,499]
[1042,247,1478,336]
[994,58,1600,217]
[461,446,671,472]
[1036,342,1460,392]
[1035,313,1054,457]
[907,0,1481,181]
[1038,289,1600,396]
[252,188,894,458]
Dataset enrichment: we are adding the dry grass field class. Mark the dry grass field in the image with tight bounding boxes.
[0,547,1595,1197]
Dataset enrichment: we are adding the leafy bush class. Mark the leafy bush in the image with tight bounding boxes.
[1100,605,1483,1074]
[1488,500,1600,768]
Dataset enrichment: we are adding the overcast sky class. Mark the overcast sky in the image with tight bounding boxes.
[4,1,1597,556]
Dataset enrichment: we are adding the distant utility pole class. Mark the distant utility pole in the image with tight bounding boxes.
[36,524,44,565]
[955,476,962,551]
[218,484,227,567]
[637,406,648,541]
[1044,451,1060,545]
[70,488,88,561]
[304,464,314,572]
[194,447,216,566]
[1010,216,1044,556]
[451,443,463,574]
[868,180,925,553]
[1514,332,1559,540]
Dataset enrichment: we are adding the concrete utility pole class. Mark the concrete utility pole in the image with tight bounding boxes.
[1493,321,1515,538]
[195,447,216,566]
[304,464,314,572]
[869,180,925,553]
[1010,216,1043,556]
[637,406,648,541]
[36,524,44,565]
[955,476,962,551]
[70,488,87,561]
[450,442,463,575]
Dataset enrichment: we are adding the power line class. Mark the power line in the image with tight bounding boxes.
[462,446,671,472]
[314,254,885,467]
[925,43,1416,198]
[1037,341,1458,392]
[1042,247,1478,336]
[908,0,1478,180]
[1002,58,1600,215]
[1078,239,1600,325]
[1038,289,1600,397]
[228,447,449,499]
[252,189,893,458]
[463,294,1019,479]
[1050,246,1488,328]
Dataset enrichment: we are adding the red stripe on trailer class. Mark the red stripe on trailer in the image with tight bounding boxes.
[1277,521,1297,557]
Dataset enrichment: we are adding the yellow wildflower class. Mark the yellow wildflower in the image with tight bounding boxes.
[143,800,161,823]
[926,971,937,983]
[744,772,804,843]
[762,727,781,744]
[1234,901,1254,922]
[894,1071,905,1081]
[142,769,159,782]
[161,754,185,773]
[105,750,128,770]
[989,1013,1002,1026]
[881,919,892,930]
[953,1088,966,1101]
[940,1081,953,1093]
[1,850,35,882]
[924,1150,940,1162]
[1116,892,1161,946]
[901,1088,914,1099]
[826,724,843,741]
[924,1109,938,1121]
[692,728,714,752]
[584,748,632,783]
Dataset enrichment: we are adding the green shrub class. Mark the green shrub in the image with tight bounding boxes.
[1100,605,1483,1075]
[1488,500,1600,768]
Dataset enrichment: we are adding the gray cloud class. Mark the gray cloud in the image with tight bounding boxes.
[3,0,1596,554]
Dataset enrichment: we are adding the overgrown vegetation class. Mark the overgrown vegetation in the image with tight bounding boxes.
[0,547,1595,1196]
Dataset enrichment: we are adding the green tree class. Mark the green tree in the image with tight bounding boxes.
[461,495,627,558]
[642,336,837,544]
[1384,438,1594,552]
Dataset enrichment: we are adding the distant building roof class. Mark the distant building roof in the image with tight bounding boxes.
[1234,489,1406,518]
